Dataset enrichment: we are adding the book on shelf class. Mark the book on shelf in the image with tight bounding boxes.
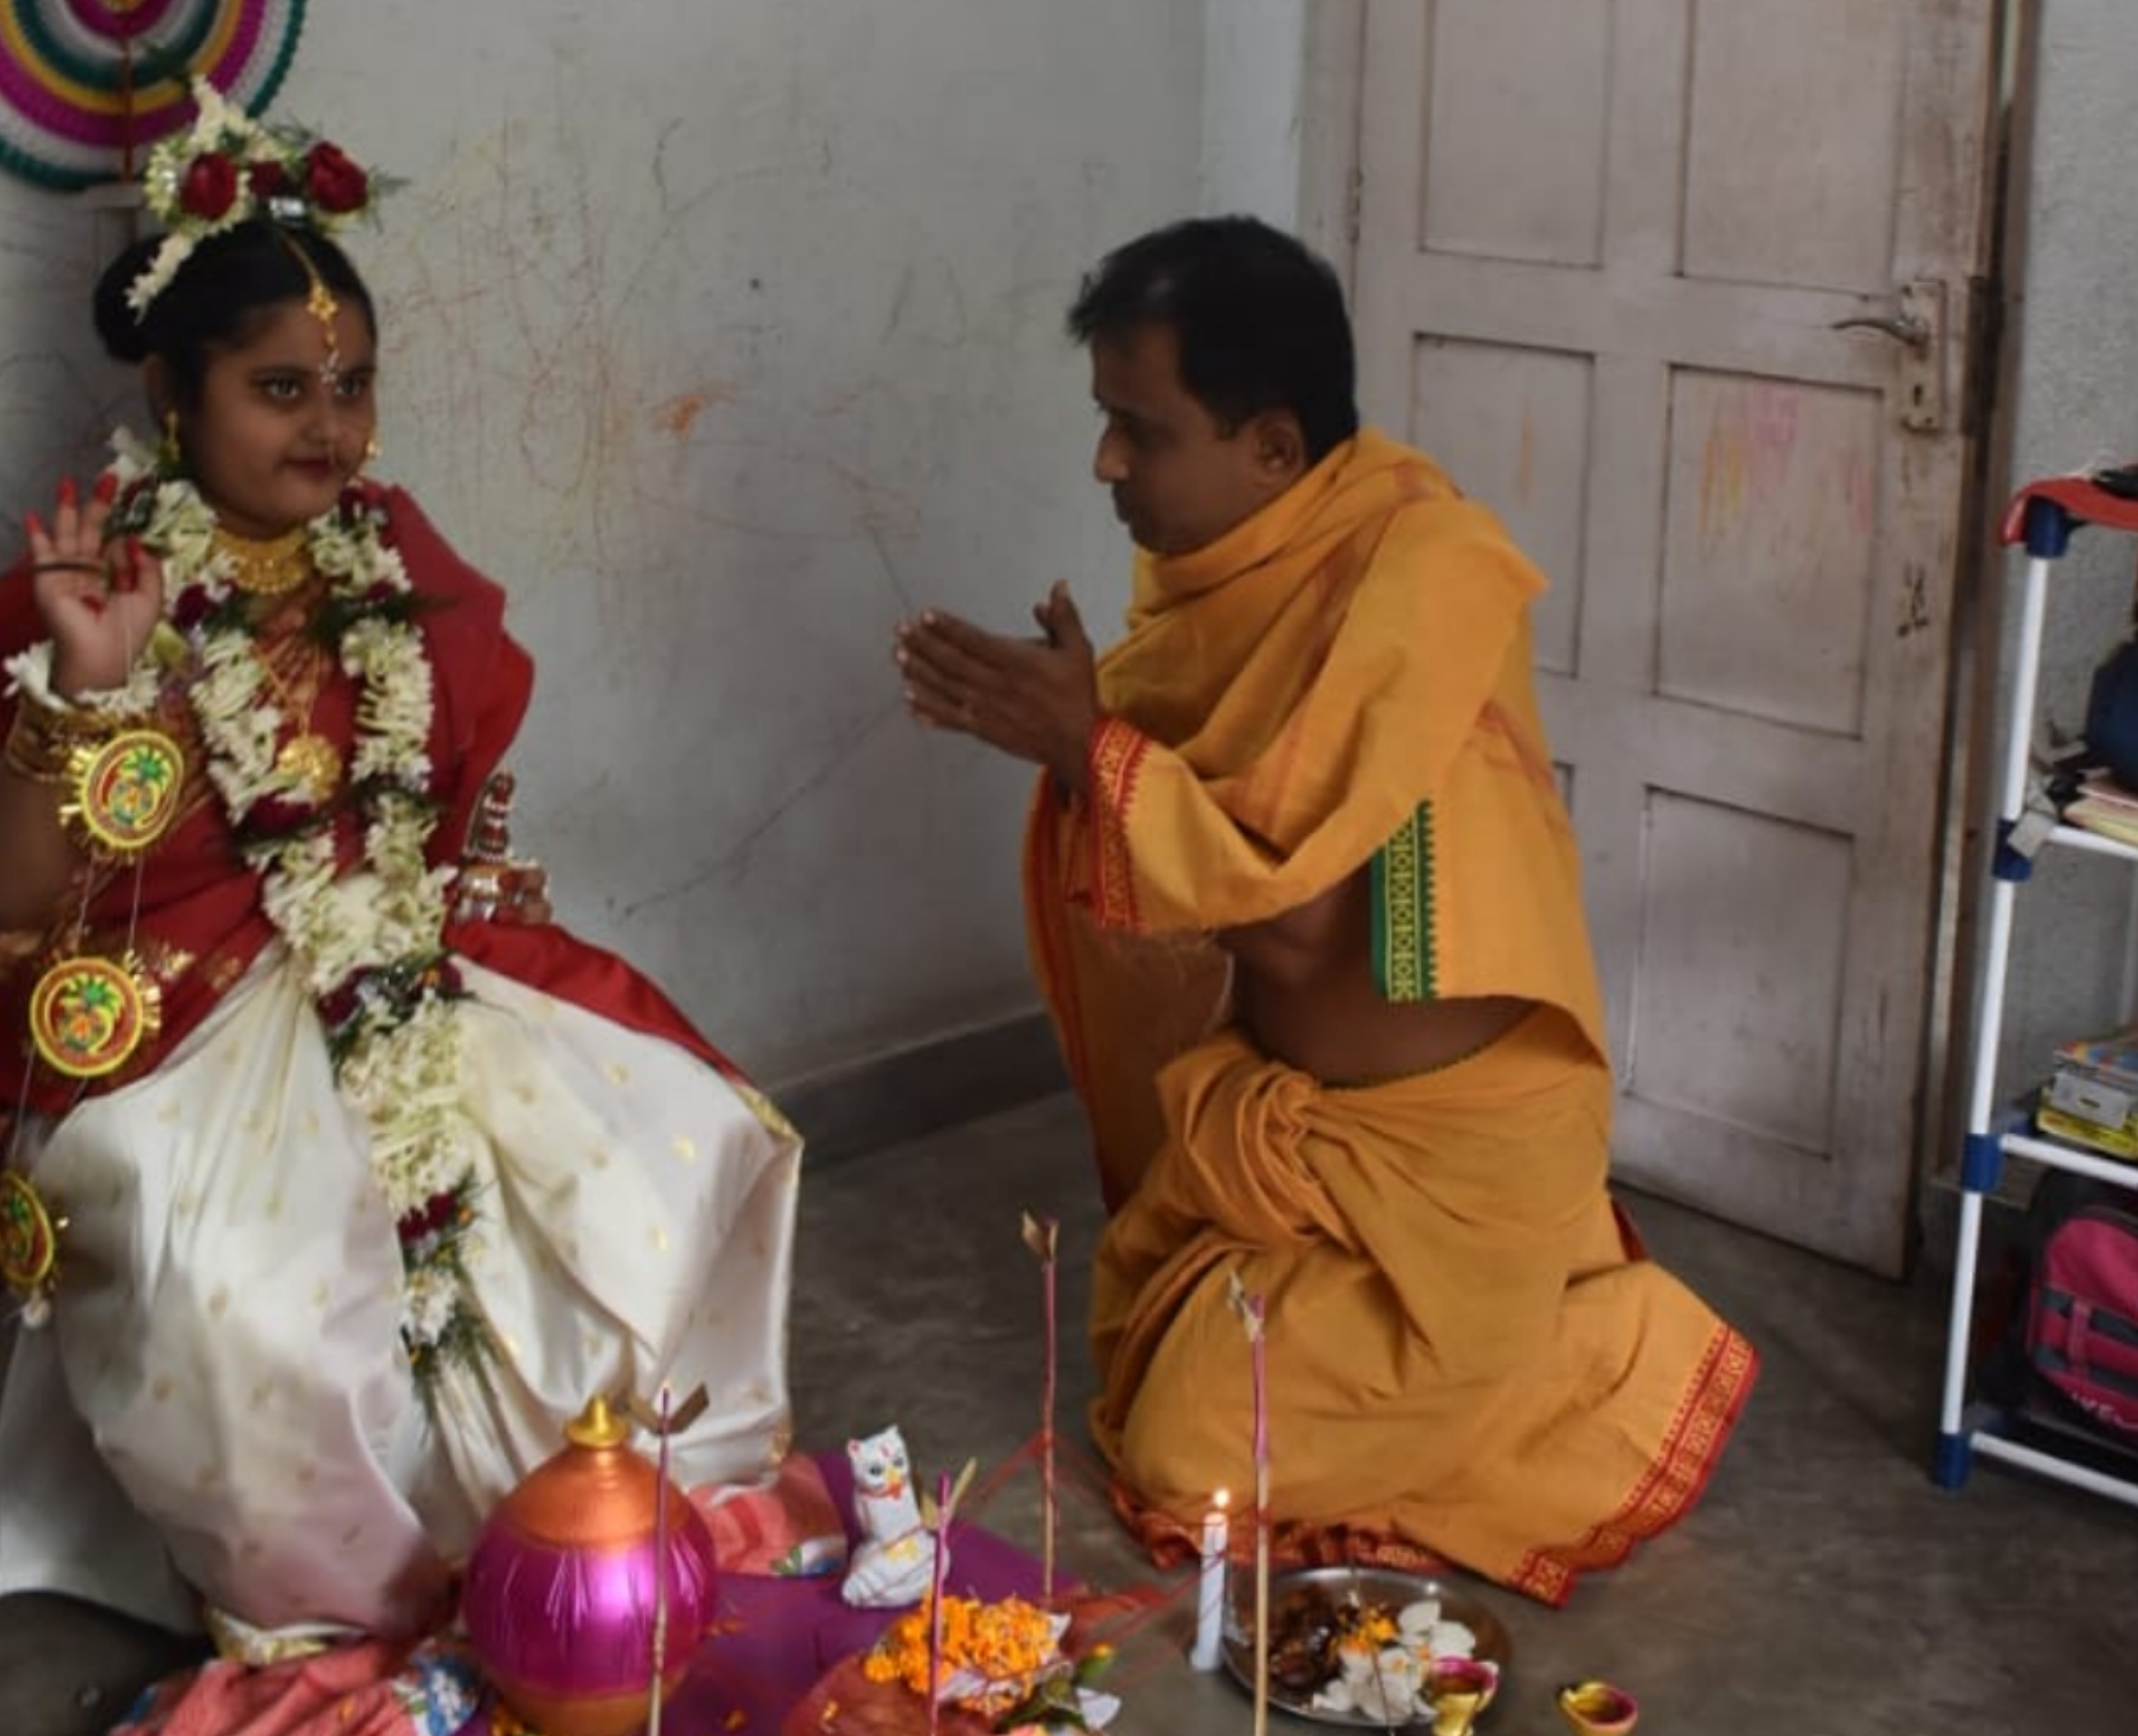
[2044,1063,2138,1128]
[2061,771,2138,845]
[2035,1099,2138,1161]
[2054,1018,2138,1090]
[2035,1016,2138,1161]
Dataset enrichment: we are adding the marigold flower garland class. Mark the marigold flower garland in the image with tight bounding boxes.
[106,430,491,1406]
[866,1594,1064,1716]
[864,1592,1115,1731]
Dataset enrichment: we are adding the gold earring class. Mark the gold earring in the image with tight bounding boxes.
[363,434,381,467]
[158,410,180,473]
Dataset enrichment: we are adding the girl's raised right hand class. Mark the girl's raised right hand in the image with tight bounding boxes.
[24,474,166,699]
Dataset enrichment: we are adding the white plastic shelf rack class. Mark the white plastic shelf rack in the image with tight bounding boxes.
[1936,475,2138,1509]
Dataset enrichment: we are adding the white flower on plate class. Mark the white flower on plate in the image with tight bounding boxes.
[1313,1645,1426,1722]
[1396,1596,1477,1663]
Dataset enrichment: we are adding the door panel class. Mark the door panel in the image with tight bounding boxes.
[1683,0,1906,289]
[1421,3,1610,267]
[1410,339,1591,676]
[1350,0,2000,1271]
[1660,373,1883,734]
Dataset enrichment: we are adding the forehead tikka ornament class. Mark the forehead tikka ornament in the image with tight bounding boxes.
[128,76,386,325]
[277,229,343,378]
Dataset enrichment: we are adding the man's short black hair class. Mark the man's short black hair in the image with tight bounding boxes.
[1066,215,1360,464]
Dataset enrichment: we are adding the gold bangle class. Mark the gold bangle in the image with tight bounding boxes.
[4,695,127,786]
[5,712,76,785]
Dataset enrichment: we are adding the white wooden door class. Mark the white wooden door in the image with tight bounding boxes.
[1347,0,2001,1272]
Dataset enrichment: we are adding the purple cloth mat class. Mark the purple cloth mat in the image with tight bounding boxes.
[460,1449,1047,1736]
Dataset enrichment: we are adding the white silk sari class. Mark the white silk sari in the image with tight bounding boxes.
[0,947,800,1638]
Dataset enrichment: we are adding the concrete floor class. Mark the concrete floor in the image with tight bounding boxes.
[6,1088,2137,1733]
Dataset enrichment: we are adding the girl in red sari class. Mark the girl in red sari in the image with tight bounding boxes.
[0,90,800,1713]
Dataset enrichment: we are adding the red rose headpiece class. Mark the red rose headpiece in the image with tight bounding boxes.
[128,77,390,322]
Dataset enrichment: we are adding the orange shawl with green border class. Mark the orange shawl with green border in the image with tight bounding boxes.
[1024,430,1604,1207]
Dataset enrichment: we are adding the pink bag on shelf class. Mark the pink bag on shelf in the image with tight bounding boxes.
[2027,1200,2138,1439]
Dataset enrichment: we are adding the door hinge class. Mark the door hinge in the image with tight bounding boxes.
[1345,165,1363,249]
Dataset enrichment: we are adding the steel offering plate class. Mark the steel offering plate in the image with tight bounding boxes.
[1221,1565,1511,1727]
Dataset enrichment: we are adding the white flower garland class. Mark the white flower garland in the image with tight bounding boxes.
[109,435,491,1396]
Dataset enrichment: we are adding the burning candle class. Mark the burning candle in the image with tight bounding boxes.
[1188,1488,1231,1670]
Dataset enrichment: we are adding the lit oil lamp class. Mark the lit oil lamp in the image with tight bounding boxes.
[1425,1657,1499,1736]
[1557,1678,1639,1735]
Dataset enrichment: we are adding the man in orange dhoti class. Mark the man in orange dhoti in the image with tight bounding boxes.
[896,217,1755,1602]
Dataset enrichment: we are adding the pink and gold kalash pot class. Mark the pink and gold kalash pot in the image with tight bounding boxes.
[463,1394,720,1736]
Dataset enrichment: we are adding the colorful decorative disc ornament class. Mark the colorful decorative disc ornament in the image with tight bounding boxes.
[63,726,185,855]
[0,1,307,191]
[28,952,161,1077]
[0,1169,64,1323]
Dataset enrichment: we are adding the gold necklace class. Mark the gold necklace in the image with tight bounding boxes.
[252,637,343,801]
[213,525,315,598]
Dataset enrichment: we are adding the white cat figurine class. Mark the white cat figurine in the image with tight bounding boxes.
[840,1424,939,1609]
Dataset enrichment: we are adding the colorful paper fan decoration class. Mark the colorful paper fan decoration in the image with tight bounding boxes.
[0,1,307,191]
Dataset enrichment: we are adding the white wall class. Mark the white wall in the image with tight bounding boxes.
[0,1,1215,1089]
[1202,0,1307,218]
[1976,0,2138,1101]
[1202,0,1360,277]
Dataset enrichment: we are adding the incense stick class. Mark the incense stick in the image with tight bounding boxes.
[1251,1301,1269,1736]
[648,1382,674,1736]
[927,1470,952,1736]
[1226,1273,1271,1736]
[1023,1212,1062,1604]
